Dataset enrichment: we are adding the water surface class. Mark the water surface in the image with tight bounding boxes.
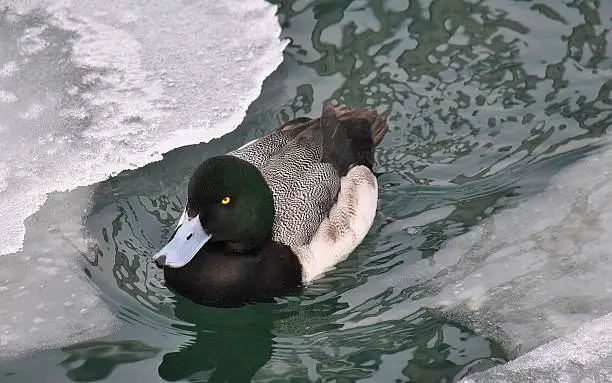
[2,0,612,381]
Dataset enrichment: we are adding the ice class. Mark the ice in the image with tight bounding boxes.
[449,138,612,379]
[432,138,612,358]
[461,313,612,382]
[0,185,119,360]
[0,0,285,358]
[0,0,286,256]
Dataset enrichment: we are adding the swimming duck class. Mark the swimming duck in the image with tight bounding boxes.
[153,104,388,306]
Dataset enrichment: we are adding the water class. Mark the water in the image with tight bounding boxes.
[1,0,612,382]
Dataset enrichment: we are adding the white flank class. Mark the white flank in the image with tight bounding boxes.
[294,165,378,282]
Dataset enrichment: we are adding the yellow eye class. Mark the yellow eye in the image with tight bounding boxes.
[221,196,231,205]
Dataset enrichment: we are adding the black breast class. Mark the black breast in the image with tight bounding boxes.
[162,241,302,307]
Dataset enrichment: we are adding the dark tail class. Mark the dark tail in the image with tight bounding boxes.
[321,104,389,173]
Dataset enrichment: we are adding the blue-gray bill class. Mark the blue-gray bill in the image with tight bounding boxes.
[153,210,212,268]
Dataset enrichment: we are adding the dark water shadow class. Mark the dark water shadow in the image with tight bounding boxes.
[59,341,160,382]
[156,299,282,382]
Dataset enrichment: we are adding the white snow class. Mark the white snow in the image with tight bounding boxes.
[0,0,287,256]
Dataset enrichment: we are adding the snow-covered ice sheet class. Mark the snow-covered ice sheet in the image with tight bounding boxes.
[0,0,285,359]
[0,0,286,256]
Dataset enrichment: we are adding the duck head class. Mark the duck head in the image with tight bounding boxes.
[153,155,275,268]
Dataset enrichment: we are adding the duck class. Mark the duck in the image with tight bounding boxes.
[152,104,388,306]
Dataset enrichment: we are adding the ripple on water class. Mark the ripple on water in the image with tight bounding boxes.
[81,0,612,378]
[4,0,612,381]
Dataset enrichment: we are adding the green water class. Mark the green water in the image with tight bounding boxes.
[2,0,612,382]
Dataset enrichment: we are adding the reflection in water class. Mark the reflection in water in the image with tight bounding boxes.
[87,193,183,309]
[158,300,277,382]
[78,0,612,381]
[153,299,499,382]
[60,341,159,382]
[263,308,501,382]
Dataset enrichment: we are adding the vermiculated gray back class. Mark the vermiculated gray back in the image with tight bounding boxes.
[231,121,340,247]
[229,105,388,249]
